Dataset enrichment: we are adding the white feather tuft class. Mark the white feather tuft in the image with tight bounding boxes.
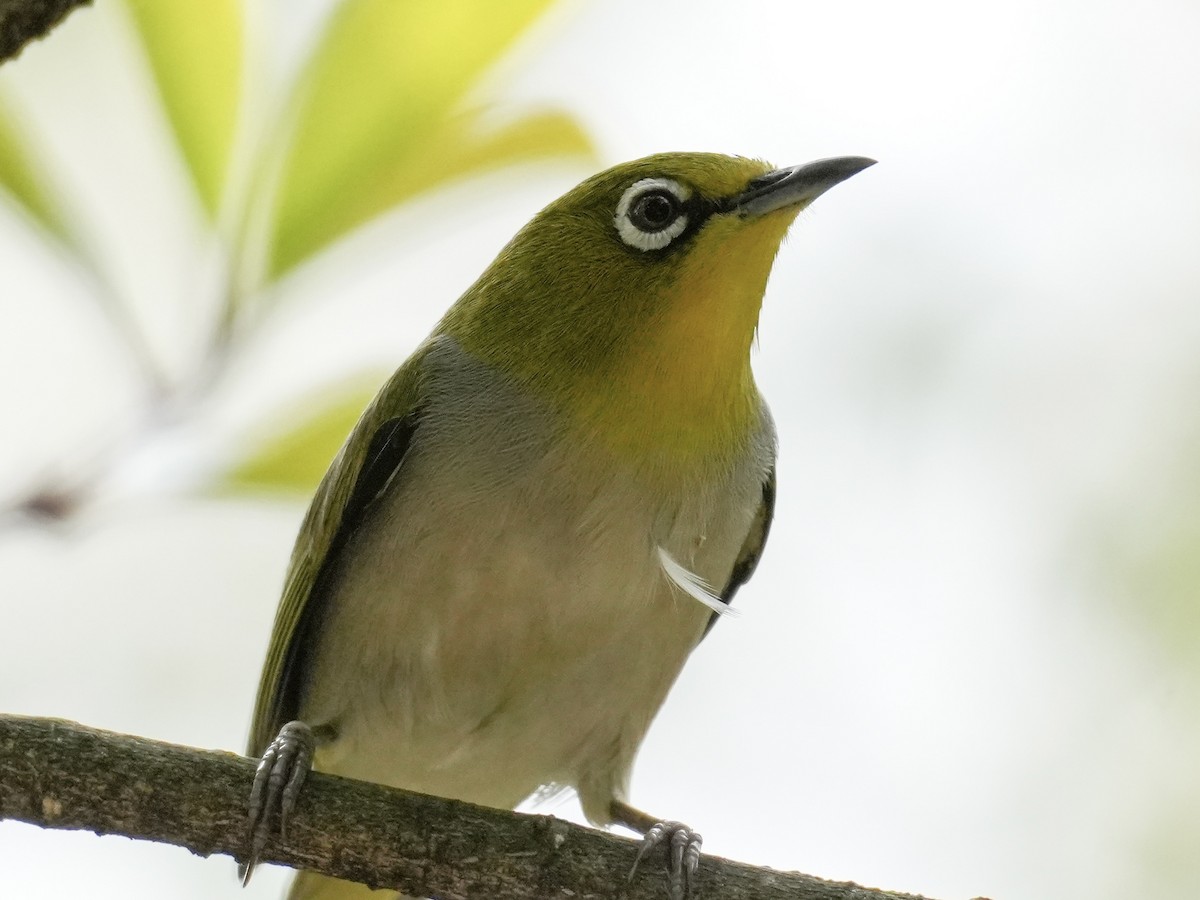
[657,547,739,617]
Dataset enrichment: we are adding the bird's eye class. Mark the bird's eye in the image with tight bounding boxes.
[615,178,691,251]
[630,191,678,232]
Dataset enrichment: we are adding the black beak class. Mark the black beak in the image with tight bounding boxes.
[734,156,876,218]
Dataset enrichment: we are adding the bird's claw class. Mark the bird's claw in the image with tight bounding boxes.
[242,720,315,885]
[629,820,702,900]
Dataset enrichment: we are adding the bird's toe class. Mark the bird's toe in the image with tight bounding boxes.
[629,820,702,900]
[242,720,315,885]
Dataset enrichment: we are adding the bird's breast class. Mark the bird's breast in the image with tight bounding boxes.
[299,338,773,809]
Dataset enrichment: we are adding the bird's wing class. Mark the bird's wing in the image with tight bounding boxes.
[703,465,776,638]
[247,354,428,757]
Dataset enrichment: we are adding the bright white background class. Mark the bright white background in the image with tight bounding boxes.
[2,1,1200,898]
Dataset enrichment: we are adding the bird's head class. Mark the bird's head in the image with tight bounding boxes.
[443,152,873,469]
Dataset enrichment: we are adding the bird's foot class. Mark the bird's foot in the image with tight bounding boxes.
[629,820,703,900]
[242,720,315,885]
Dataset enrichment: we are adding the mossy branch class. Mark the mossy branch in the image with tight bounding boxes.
[0,0,91,62]
[0,715,949,900]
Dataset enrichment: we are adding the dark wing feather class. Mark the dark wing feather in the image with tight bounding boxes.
[265,415,418,743]
[247,358,427,757]
[703,465,776,638]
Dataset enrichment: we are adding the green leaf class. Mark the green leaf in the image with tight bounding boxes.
[1117,491,1200,661]
[219,378,384,496]
[0,91,66,239]
[123,0,243,217]
[443,109,595,181]
[288,105,593,269]
[267,0,591,277]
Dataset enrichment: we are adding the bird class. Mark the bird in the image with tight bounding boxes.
[243,151,874,900]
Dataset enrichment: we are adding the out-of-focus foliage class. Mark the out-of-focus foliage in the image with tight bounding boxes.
[267,0,593,276]
[383,105,593,219]
[1102,446,1200,662]
[0,0,592,503]
[1137,509,1200,655]
[0,90,65,239]
[123,0,244,218]
[221,380,382,495]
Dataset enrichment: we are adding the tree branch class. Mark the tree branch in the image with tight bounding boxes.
[0,715,946,900]
[0,0,91,63]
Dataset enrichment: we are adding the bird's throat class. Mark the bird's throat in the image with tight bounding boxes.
[574,216,792,474]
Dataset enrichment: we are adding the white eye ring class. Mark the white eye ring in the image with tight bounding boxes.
[614,178,691,251]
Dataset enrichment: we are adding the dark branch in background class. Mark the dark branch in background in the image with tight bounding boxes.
[0,715,951,900]
[0,0,91,62]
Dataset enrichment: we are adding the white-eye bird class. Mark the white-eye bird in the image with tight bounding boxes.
[244,152,874,900]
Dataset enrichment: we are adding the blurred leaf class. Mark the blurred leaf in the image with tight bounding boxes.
[219,378,384,495]
[294,105,592,266]
[267,0,591,277]
[124,0,242,217]
[446,108,594,176]
[0,91,67,239]
[1120,494,1200,659]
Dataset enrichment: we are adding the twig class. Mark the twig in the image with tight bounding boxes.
[0,715,946,900]
[0,0,92,63]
